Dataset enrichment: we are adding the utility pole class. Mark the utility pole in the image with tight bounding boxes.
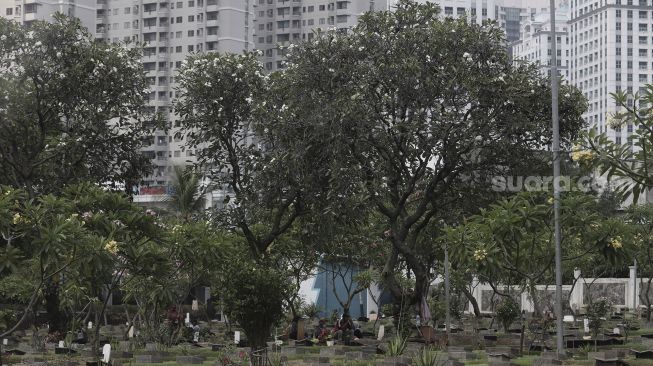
[549,0,564,358]
[444,244,451,336]
[634,259,638,313]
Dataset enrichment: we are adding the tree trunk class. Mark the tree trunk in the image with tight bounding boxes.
[462,287,482,318]
[529,286,542,318]
[44,281,68,333]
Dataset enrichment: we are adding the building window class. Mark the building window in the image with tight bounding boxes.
[5,7,12,15]
[124,7,130,14]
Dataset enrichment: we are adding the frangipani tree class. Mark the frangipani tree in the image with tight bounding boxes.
[277,0,586,307]
[447,192,629,316]
[579,86,653,203]
[0,15,157,195]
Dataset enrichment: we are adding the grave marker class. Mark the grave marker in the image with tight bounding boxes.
[102,344,111,364]
[583,319,589,333]
[234,331,240,344]
[377,325,385,341]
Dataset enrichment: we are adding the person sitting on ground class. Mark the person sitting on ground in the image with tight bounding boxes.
[352,320,363,339]
[281,316,301,340]
[333,314,354,341]
[315,318,330,343]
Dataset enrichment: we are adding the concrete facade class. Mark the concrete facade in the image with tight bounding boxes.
[253,0,390,72]
[512,7,571,80]
[95,0,253,194]
[1,0,96,31]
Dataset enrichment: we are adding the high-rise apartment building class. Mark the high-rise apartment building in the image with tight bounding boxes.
[254,0,553,72]
[2,0,253,204]
[95,0,253,200]
[569,0,653,142]
[512,7,571,80]
[1,0,96,29]
[396,0,552,41]
[254,0,390,72]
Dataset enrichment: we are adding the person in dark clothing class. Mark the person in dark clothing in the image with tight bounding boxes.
[333,314,353,342]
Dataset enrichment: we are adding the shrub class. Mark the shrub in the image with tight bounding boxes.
[387,335,408,356]
[586,297,611,338]
[411,347,442,366]
[495,298,521,332]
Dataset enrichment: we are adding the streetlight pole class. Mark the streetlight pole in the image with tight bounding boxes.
[444,244,451,337]
[549,0,564,358]
[634,259,638,313]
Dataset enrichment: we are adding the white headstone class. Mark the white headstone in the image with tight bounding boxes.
[185,313,190,325]
[377,325,385,341]
[192,300,199,311]
[2,339,7,346]
[563,315,574,322]
[613,327,620,335]
[583,318,590,333]
[88,321,93,329]
[234,331,241,344]
[102,344,111,363]
[58,341,65,348]
[128,325,134,338]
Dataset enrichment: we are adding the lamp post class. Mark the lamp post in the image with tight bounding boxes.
[444,243,451,336]
[549,0,564,357]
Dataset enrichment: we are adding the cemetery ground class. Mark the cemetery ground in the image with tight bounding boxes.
[5,310,653,366]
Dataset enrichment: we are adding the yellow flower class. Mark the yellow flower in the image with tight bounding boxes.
[473,248,487,261]
[609,237,623,249]
[547,197,554,205]
[606,112,622,128]
[12,213,21,225]
[571,150,594,163]
[104,240,119,254]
